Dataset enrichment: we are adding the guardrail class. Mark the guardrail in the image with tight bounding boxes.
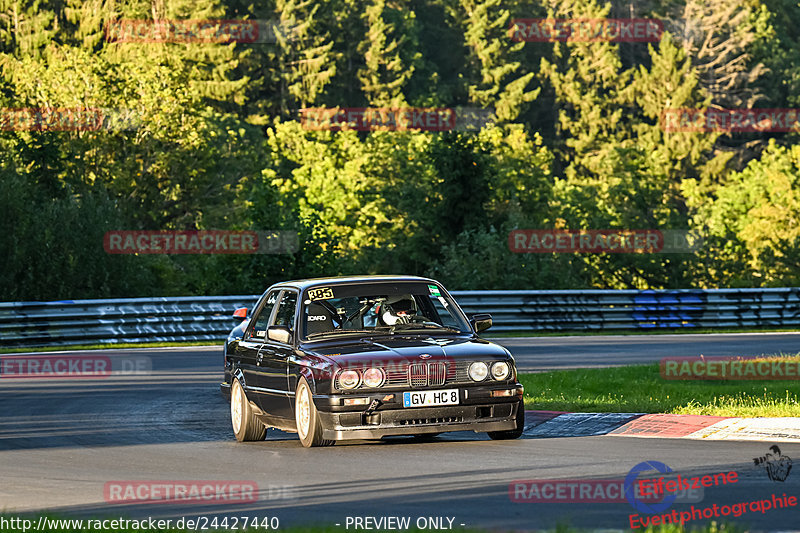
[1,288,799,348]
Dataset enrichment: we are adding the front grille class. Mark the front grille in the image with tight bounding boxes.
[428,362,446,386]
[386,361,456,386]
[406,362,447,387]
[409,363,427,387]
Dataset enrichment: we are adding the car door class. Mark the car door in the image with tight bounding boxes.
[254,289,298,420]
[236,289,280,402]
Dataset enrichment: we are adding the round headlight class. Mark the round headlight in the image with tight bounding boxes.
[339,370,360,389]
[468,361,489,382]
[491,361,510,380]
[362,367,385,388]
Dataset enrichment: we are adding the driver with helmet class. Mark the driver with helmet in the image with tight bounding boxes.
[378,295,418,325]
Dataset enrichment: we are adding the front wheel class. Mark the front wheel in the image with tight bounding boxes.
[488,399,525,440]
[230,378,267,442]
[295,377,334,447]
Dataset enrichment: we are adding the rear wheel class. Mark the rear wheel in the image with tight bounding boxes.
[231,378,267,442]
[295,377,334,447]
[487,399,525,440]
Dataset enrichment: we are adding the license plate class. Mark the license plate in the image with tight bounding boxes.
[403,389,459,408]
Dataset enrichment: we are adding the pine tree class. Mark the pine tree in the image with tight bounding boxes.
[357,0,418,107]
[459,0,538,122]
[275,0,337,112]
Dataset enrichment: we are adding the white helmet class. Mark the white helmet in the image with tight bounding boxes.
[381,295,416,325]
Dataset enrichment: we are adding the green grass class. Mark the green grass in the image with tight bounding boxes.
[518,358,800,417]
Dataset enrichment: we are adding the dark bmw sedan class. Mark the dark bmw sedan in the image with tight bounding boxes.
[221,275,525,447]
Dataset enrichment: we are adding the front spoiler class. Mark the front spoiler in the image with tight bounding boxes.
[316,402,520,440]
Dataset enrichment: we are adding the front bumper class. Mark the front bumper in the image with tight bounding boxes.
[315,384,523,440]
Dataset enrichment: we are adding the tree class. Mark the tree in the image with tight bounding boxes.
[458,0,539,121]
[666,0,772,171]
[357,0,419,106]
[275,0,337,112]
[685,141,800,286]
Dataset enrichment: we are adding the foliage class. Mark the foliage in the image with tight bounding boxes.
[1,0,799,300]
[685,141,800,286]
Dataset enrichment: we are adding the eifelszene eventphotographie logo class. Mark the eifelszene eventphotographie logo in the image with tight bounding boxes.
[754,445,792,482]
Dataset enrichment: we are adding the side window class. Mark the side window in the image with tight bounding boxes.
[248,291,279,339]
[273,291,298,332]
[427,296,460,328]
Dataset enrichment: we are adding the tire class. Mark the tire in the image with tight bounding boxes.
[230,378,267,442]
[488,399,525,440]
[295,377,334,447]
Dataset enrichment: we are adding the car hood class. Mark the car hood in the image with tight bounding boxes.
[303,335,511,367]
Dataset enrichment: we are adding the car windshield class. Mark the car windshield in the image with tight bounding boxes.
[300,281,470,340]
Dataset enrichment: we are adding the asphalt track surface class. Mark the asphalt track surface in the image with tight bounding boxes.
[1,333,800,531]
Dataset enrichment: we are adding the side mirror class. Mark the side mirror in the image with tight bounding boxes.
[267,325,291,344]
[233,307,248,320]
[470,313,492,333]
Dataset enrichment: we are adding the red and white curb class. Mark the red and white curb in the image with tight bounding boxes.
[524,411,800,442]
[682,417,800,442]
